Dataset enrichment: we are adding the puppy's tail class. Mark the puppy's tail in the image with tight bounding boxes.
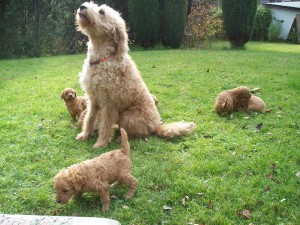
[155,122,196,139]
[120,128,130,156]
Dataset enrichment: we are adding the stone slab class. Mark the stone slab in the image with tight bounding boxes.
[0,214,121,225]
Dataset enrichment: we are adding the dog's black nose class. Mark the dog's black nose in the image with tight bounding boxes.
[57,200,62,203]
[79,5,87,11]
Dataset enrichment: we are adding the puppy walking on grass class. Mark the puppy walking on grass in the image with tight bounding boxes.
[75,2,196,148]
[53,128,137,211]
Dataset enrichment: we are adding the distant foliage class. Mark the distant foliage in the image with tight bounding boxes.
[222,0,257,48]
[161,0,188,48]
[252,6,272,41]
[268,19,283,42]
[127,0,160,48]
[183,2,224,48]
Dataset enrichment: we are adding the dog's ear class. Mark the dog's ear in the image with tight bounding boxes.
[61,91,65,100]
[113,24,128,60]
[71,172,84,192]
[222,98,228,109]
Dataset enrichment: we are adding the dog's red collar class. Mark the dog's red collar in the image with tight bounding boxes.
[89,55,114,67]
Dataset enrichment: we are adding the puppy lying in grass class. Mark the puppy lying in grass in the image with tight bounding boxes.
[61,88,87,122]
[248,94,265,112]
[215,86,251,115]
[53,128,137,211]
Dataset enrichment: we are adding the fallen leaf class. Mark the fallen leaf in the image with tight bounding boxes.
[207,200,212,209]
[162,205,172,212]
[255,123,263,132]
[250,87,260,93]
[270,163,276,171]
[266,174,274,180]
[243,125,250,129]
[296,171,300,177]
[182,195,189,206]
[242,209,251,219]
[110,195,118,200]
[265,108,272,114]
[122,205,129,209]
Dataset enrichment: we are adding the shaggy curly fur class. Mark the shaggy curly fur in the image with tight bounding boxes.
[215,86,251,115]
[53,128,137,211]
[248,95,265,112]
[61,88,87,122]
[75,2,196,148]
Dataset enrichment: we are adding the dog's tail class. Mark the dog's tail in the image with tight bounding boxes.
[155,122,196,139]
[120,128,130,156]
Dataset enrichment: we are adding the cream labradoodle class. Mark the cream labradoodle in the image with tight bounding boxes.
[75,2,196,148]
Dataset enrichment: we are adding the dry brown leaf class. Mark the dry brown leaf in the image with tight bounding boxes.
[242,209,251,220]
[270,163,276,171]
[162,205,172,212]
[182,195,189,206]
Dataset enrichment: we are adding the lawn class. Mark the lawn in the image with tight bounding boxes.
[0,42,299,225]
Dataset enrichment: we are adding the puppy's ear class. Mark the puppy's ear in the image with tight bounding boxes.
[222,98,228,109]
[61,91,65,100]
[113,24,128,60]
[71,173,84,192]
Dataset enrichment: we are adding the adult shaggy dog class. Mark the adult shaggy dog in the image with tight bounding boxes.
[75,2,196,148]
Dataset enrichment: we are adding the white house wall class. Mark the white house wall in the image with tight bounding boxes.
[270,8,296,39]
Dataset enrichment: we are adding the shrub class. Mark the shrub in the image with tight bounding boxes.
[222,0,257,48]
[128,0,160,48]
[183,2,224,48]
[252,6,272,41]
[161,0,188,48]
[268,19,283,42]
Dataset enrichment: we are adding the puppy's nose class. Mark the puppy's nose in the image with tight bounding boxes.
[56,199,62,203]
[79,5,87,11]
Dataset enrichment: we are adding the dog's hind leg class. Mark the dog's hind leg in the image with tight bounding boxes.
[119,174,138,200]
[76,103,98,141]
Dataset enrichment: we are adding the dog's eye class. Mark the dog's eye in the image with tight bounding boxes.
[99,10,105,15]
[63,189,68,193]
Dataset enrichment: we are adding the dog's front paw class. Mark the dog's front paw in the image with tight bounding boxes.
[93,141,108,149]
[76,132,89,141]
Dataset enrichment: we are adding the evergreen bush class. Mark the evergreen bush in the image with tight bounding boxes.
[222,0,257,48]
[161,0,188,48]
[128,0,160,48]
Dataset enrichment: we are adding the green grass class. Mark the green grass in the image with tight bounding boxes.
[0,41,299,224]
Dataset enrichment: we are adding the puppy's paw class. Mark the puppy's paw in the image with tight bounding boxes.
[101,205,109,212]
[76,132,89,141]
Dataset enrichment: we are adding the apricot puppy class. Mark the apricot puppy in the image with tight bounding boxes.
[61,88,87,122]
[215,86,251,115]
[53,128,137,211]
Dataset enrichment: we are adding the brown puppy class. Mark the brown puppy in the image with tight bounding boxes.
[215,86,251,115]
[248,95,265,112]
[61,88,87,122]
[53,128,137,211]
